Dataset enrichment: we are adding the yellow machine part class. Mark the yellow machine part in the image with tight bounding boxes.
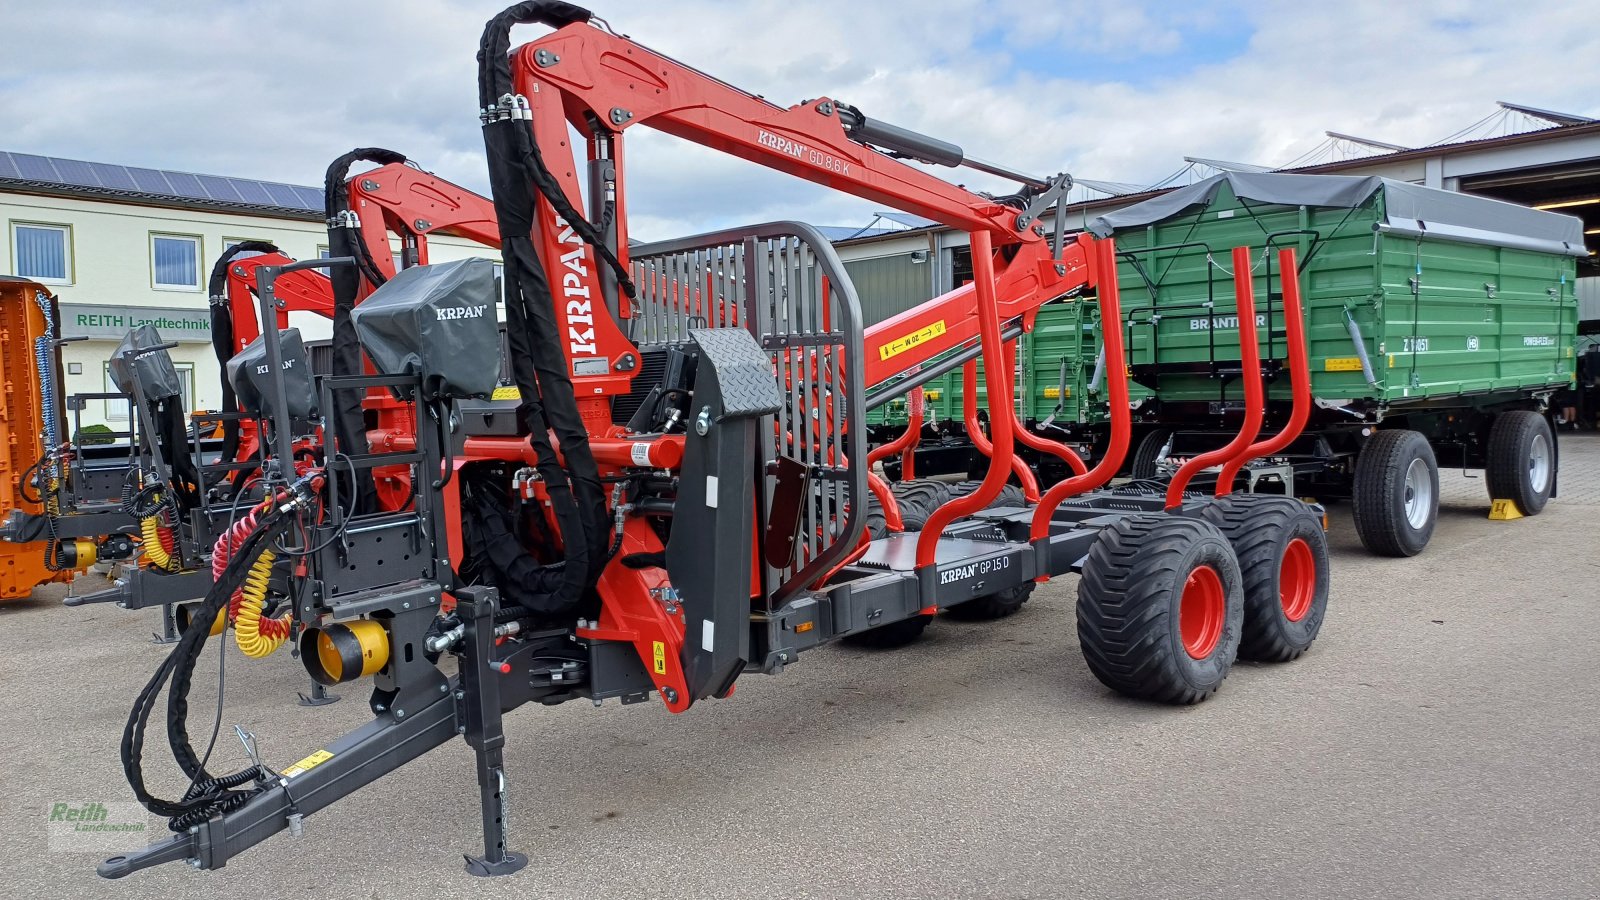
[303,620,390,685]
[0,279,79,600]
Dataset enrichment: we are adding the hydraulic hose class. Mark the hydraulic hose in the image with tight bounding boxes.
[32,290,61,453]
[207,240,280,492]
[231,548,285,658]
[478,6,618,606]
[325,148,407,516]
[122,502,296,825]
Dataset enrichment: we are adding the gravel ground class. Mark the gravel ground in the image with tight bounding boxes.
[1,435,1597,900]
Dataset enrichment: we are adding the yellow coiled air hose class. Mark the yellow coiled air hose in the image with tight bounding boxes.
[233,549,289,658]
[140,516,177,571]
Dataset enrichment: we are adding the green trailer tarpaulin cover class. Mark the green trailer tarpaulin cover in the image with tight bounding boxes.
[1088,172,1588,258]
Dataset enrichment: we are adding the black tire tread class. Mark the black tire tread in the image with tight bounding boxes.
[1201,495,1330,662]
[1351,429,1436,557]
[947,480,1028,509]
[1131,428,1173,479]
[1076,515,1242,705]
[1485,410,1553,516]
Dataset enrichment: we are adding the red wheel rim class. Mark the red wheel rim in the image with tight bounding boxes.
[1279,537,1316,623]
[1180,564,1225,659]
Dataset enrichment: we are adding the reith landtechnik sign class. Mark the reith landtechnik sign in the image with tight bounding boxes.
[59,304,211,343]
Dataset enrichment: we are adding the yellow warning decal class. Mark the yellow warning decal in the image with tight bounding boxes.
[1323,357,1363,372]
[924,390,941,401]
[878,320,946,362]
[652,641,667,675]
[281,749,334,779]
[1042,387,1066,399]
[491,385,521,401]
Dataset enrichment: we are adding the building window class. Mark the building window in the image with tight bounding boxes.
[151,233,203,290]
[317,246,331,259]
[12,222,72,283]
[224,238,273,260]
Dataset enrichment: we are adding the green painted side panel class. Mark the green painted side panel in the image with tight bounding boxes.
[1105,183,1576,407]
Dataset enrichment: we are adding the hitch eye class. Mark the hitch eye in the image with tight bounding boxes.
[302,620,390,685]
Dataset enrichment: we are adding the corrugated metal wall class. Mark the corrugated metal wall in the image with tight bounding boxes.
[844,253,935,326]
[1579,274,1600,322]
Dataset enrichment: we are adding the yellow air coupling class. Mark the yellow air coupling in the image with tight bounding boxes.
[300,620,390,686]
[140,516,177,571]
[233,549,288,658]
[54,539,97,569]
[175,603,225,637]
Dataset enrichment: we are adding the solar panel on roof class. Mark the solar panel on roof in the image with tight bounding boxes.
[127,167,173,194]
[261,182,303,208]
[13,154,58,181]
[195,174,242,202]
[231,180,273,205]
[163,171,205,199]
[0,151,328,213]
[90,163,138,191]
[51,158,100,188]
[291,186,325,211]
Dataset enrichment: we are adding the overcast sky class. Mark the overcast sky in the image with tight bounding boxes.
[2,0,1596,240]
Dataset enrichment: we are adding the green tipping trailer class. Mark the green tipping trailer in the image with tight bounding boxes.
[1083,172,1585,556]
[868,173,1584,555]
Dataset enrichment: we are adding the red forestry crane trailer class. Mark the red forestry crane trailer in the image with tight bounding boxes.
[102,3,1331,879]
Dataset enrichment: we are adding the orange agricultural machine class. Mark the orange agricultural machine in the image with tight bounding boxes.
[0,277,90,599]
[0,277,142,601]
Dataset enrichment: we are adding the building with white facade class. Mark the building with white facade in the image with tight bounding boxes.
[0,151,499,427]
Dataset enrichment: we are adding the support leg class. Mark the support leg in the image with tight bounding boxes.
[457,587,527,877]
[297,680,340,707]
[152,602,179,644]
